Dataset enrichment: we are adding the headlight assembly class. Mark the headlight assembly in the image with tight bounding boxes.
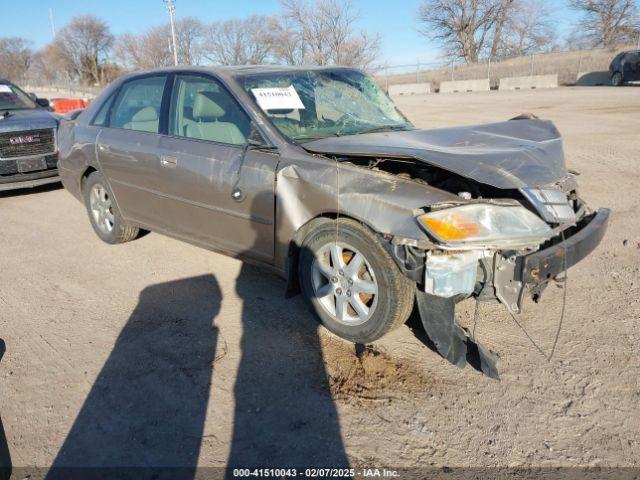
[417,204,552,249]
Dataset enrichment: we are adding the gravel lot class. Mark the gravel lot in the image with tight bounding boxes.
[1,86,639,473]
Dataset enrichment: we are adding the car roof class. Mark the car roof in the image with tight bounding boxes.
[121,64,360,81]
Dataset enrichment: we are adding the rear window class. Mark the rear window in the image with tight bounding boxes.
[109,76,167,133]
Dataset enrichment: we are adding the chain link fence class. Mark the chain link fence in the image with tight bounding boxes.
[374,45,636,92]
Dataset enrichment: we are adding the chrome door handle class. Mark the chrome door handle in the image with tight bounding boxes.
[97,143,110,152]
[161,155,178,168]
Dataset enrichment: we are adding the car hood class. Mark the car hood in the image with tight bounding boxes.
[0,108,59,134]
[302,119,567,189]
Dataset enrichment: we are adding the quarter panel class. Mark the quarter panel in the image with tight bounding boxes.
[57,121,101,201]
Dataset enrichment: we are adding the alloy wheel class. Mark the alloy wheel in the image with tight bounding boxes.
[89,184,115,234]
[311,242,379,326]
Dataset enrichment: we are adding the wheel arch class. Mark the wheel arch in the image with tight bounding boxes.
[80,166,98,193]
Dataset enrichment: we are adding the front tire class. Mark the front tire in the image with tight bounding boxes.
[298,218,415,343]
[83,172,139,244]
[611,72,624,86]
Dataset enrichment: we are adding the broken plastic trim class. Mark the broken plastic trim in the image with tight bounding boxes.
[415,290,499,379]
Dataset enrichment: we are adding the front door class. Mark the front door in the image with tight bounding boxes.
[154,74,278,263]
[95,74,168,227]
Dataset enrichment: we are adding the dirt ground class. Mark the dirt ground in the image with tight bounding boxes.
[1,86,639,473]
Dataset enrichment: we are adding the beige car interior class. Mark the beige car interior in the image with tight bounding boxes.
[176,88,246,146]
[123,106,159,133]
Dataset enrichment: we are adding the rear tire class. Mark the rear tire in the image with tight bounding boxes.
[83,172,139,244]
[298,218,415,343]
[611,72,624,86]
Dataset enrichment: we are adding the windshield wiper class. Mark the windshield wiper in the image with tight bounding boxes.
[355,124,413,135]
[292,133,339,143]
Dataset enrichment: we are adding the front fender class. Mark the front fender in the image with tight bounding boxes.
[273,155,459,272]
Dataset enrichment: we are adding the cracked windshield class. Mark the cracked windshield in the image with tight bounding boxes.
[240,69,413,143]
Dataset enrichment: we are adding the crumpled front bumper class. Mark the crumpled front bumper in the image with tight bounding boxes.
[523,208,610,285]
[494,208,610,313]
[413,207,610,379]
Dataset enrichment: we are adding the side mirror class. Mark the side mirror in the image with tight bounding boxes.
[35,97,50,109]
[247,123,270,148]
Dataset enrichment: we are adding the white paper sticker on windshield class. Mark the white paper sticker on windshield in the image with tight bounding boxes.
[251,86,305,111]
[0,85,12,93]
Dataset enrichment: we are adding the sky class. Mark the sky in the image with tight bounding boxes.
[3,0,580,68]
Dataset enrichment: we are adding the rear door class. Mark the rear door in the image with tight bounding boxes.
[622,52,640,82]
[154,73,278,262]
[96,74,169,227]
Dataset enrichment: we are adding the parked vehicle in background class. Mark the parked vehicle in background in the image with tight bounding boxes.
[609,50,640,86]
[0,79,60,191]
[57,66,609,374]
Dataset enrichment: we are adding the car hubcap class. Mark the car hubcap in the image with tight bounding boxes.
[90,184,115,234]
[311,242,379,326]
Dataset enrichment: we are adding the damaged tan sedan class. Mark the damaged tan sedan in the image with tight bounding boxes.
[57,66,609,375]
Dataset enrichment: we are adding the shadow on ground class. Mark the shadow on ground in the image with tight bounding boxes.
[0,339,11,480]
[576,71,611,86]
[0,182,62,199]
[45,275,222,479]
[46,195,349,477]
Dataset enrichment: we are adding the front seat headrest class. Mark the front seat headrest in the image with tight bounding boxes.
[193,92,226,120]
[131,106,158,122]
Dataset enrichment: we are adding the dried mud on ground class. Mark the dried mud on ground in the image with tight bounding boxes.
[1,87,639,470]
[321,337,438,403]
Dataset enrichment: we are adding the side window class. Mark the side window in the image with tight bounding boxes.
[169,75,250,146]
[110,76,166,133]
[92,91,116,126]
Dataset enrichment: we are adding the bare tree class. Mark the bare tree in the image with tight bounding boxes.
[115,17,205,70]
[54,15,114,84]
[489,0,556,58]
[569,0,639,48]
[203,16,275,65]
[27,46,60,85]
[278,0,381,68]
[115,27,174,70]
[268,16,307,65]
[489,0,515,59]
[496,0,557,57]
[174,17,206,65]
[418,0,500,63]
[0,37,32,82]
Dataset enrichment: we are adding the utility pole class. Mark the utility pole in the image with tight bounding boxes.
[49,7,56,39]
[164,0,179,66]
